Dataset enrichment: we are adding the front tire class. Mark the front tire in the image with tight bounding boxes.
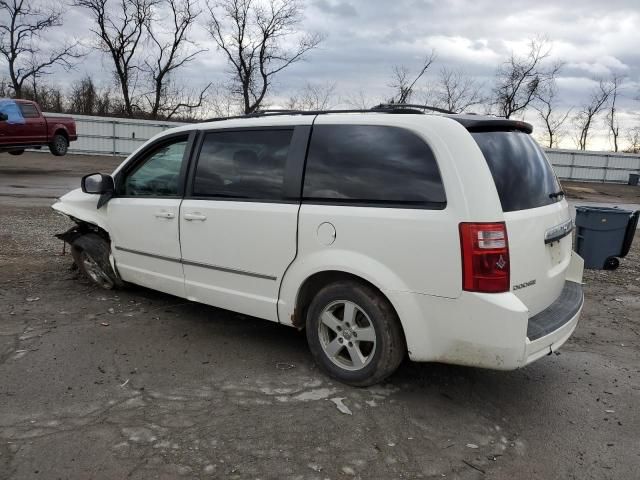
[49,134,68,156]
[8,149,25,156]
[306,281,405,387]
[71,233,122,289]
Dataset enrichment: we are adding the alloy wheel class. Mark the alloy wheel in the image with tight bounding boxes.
[318,300,377,371]
[81,251,114,289]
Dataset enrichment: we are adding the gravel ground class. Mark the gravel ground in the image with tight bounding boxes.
[563,181,640,204]
[0,152,639,479]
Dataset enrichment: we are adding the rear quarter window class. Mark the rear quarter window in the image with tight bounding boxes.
[471,131,561,212]
[303,125,446,208]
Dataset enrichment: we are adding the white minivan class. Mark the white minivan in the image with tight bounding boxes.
[53,107,584,386]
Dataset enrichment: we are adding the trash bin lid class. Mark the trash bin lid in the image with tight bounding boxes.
[575,206,634,215]
[575,205,636,230]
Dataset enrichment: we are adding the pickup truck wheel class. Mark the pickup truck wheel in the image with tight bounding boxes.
[306,281,405,387]
[8,149,25,156]
[70,233,122,290]
[49,134,68,156]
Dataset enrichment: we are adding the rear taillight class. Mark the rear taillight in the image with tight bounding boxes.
[459,222,510,293]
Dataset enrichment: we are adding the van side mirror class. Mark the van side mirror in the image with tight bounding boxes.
[81,173,114,194]
[0,112,8,121]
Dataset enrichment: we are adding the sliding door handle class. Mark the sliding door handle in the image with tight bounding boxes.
[183,212,207,221]
[154,211,175,219]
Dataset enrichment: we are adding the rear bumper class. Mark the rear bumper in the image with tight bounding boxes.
[523,281,584,365]
[387,256,585,369]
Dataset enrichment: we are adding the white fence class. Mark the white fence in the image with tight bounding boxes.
[546,149,640,184]
[45,112,186,157]
[48,112,640,183]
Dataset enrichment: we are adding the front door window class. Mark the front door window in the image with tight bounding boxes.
[122,138,188,196]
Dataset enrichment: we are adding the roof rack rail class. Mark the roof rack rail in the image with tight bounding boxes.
[202,104,453,122]
[371,103,455,115]
[203,108,376,122]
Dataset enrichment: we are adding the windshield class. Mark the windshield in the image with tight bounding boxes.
[471,131,561,212]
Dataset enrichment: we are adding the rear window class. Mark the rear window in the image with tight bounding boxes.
[303,125,446,208]
[18,103,39,118]
[471,131,561,212]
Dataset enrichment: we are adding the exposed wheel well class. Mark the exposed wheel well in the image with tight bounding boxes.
[53,129,68,141]
[57,219,111,246]
[58,220,124,286]
[76,220,110,241]
[292,270,404,338]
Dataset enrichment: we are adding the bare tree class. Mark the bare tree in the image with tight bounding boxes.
[343,89,370,109]
[0,0,82,98]
[95,86,114,115]
[605,75,624,152]
[68,76,115,115]
[533,80,571,148]
[0,76,11,96]
[155,84,209,119]
[426,67,484,113]
[68,75,98,114]
[75,0,155,116]
[204,85,238,118]
[143,0,210,119]
[493,38,561,119]
[21,79,64,111]
[389,51,435,104]
[624,126,640,154]
[287,81,336,110]
[573,78,615,150]
[206,0,323,114]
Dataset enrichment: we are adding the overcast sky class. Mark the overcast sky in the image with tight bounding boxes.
[11,0,640,149]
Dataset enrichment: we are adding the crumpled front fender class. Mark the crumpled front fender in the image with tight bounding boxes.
[51,188,109,232]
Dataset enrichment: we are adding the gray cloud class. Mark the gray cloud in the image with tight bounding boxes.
[2,0,639,148]
[312,0,358,17]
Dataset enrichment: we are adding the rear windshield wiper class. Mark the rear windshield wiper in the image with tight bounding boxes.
[549,190,565,199]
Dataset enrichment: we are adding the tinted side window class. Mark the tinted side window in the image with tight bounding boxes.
[122,137,188,196]
[471,131,561,212]
[303,125,446,207]
[193,129,293,200]
[18,103,39,118]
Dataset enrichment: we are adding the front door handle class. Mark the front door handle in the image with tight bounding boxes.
[154,211,175,219]
[183,212,207,221]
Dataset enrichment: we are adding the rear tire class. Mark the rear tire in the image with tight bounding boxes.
[8,149,25,156]
[305,280,405,387]
[49,134,68,156]
[70,233,122,289]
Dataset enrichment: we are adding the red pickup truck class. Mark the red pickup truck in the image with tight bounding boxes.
[0,99,77,156]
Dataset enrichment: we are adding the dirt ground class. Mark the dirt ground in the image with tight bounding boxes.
[563,180,640,204]
[0,152,639,479]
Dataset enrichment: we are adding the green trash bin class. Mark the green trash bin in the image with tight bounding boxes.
[575,206,639,270]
